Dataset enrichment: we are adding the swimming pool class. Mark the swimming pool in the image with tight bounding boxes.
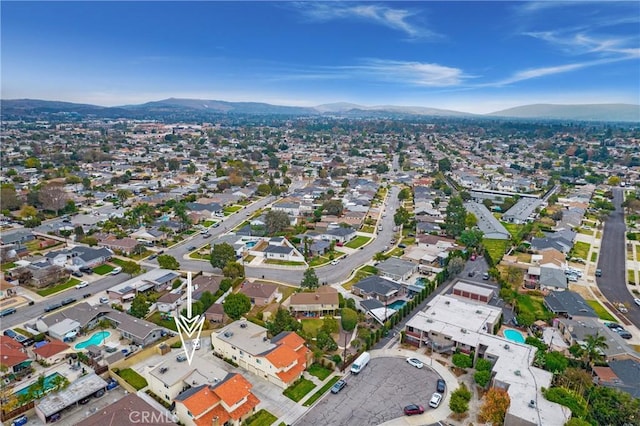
[14,372,63,397]
[414,278,427,287]
[388,300,406,310]
[503,329,525,344]
[74,331,111,350]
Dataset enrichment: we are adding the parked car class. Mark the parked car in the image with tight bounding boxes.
[94,389,105,398]
[44,303,62,312]
[80,266,93,274]
[202,233,211,238]
[4,329,17,338]
[403,404,424,416]
[616,329,632,339]
[49,413,61,422]
[71,270,83,278]
[595,269,602,277]
[78,397,91,405]
[429,392,443,408]
[406,357,424,369]
[106,379,119,390]
[605,322,623,330]
[330,259,340,265]
[99,296,109,304]
[148,254,157,260]
[436,379,446,393]
[187,246,197,251]
[11,415,28,426]
[398,244,407,249]
[0,308,17,317]
[634,298,640,307]
[75,281,89,289]
[468,271,476,277]
[110,266,122,275]
[617,303,628,313]
[176,354,187,362]
[331,379,347,394]
[61,297,76,306]
[482,272,490,280]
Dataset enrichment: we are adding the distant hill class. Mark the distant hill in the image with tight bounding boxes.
[489,104,640,122]
[1,98,638,122]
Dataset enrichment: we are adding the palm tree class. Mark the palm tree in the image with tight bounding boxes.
[583,333,609,365]
[50,375,68,391]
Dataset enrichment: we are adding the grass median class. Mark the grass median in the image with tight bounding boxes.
[303,376,340,407]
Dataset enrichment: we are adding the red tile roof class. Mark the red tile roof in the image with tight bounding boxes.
[33,339,70,358]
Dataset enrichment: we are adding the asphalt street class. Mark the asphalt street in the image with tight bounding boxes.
[2,272,131,329]
[595,188,640,327]
[296,357,440,426]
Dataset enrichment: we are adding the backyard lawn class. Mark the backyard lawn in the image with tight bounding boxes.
[111,258,129,267]
[224,205,243,215]
[1,262,16,271]
[571,242,591,260]
[283,378,316,402]
[516,294,552,322]
[129,249,153,261]
[345,236,371,249]
[585,300,616,322]
[93,264,115,275]
[243,409,277,426]
[264,259,306,266]
[37,278,81,297]
[307,363,332,380]
[342,269,374,290]
[116,368,148,391]
[147,311,179,332]
[301,319,323,337]
[303,376,340,407]
[388,248,404,257]
[360,225,375,233]
[502,223,523,239]
[483,238,510,263]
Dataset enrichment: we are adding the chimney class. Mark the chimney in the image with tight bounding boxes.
[315,294,320,300]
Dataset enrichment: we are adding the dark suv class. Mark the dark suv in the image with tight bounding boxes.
[436,379,446,393]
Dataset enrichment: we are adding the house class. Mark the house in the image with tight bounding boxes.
[289,286,339,317]
[539,267,568,291]
[261,238,305,262]
[131,227,167,243]
[322,227,357,243]
[186,201,223,217]
[0,229,35,245]
[205,303,226,323]
[239,281,281,306]
[352,275,405,303]
[452,281,495,303]
[464,202,510,240]
[47,318,81,342]
[305,239,331,257]
[0,335,31,376]
[174,374,260,426]
[211,320,310,388]
[531,229,577,254]
[554,317,639,361]
[404,295,569,426]
[10,262,69,288]
[97,235,139,255]
[192,274,223,300]
[35,374,109,423]
[145,358,227,402]
[107,269,180,302]
[32,339,71,365]
[593,359,640,398]
[76,394,176,426]
[543,291,597,318]
[502,198,543,224]
[272,201,300,217]
[45,246,113,269]
[376,257,417,282]
[157,292,182,313]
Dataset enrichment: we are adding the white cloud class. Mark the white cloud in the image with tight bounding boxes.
[353,59,466,87]
[293,3,435,38]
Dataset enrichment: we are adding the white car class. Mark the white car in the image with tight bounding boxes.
[635,298,640,307]
[192,339,201,350]
[429,392,443,408]
[406,357,424,369]
[75,281,89,289]
[330,259,340,265]
[110,266,122,275]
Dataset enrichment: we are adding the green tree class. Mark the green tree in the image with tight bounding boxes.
[223,261,244,279]
[445,196,466,238]
[267,308,301,336]
[223,293,251,320]
[316,330,338,351]
[322,316,339,334]
[340,307,358,331]
[265,210,290,235]
[322,200,344,216]
[582,333,608,364]
[210,243,236,269]
[438,158,451,172]
[121,260,141,277]
[301,268,319,289]
[544,351,569,373]
[474,370,491,387]
[0,186,21,211]
[130,294,149,318]
[452,353,473,369]
[398,187,411,201]
[450,383,471,415]
[586,385,640,426]
[393,206,411,226]
[157,254,180,270]
[446,256,465,276]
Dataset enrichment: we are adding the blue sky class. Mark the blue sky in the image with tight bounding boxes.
[2,1,639,113]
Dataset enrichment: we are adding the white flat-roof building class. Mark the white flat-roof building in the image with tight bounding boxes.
[404,295,570,426]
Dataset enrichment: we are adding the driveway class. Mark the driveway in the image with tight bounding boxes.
[296,357,441,426]
[596,188,640,328]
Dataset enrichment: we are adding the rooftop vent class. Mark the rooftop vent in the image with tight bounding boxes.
[504,344,510,350]
[223,331,234,338]
[514,370,521,376]
[476,310,482,314]
[461,328,467,333]
[528,400,535,408]
[159,367,168,374]
[445,301,450,305]
[240,323,247,328]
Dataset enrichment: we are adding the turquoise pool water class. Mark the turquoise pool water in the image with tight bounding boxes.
[504,329,525,344]
[414,278,427,287]
[74,331,111,350]
[388,300,406,310]
[14,372,63,397]
[246,241,256,248]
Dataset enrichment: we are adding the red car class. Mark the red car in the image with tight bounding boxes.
[403,404,424,416]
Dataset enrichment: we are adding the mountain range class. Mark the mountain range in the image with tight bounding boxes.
[2,98,638,122]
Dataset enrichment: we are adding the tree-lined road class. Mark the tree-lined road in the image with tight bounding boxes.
[595,188,640,328]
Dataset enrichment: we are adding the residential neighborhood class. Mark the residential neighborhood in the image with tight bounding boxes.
[1,112,640,426]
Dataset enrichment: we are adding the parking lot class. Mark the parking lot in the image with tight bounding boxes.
[297,357,441,426]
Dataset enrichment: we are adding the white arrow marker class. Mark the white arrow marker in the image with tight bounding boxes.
[174,271,205,365]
